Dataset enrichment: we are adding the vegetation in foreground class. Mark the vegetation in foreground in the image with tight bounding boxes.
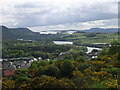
[2,41,120,89]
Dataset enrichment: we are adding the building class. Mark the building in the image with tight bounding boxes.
[3,70,15,79]
[4,70,15,76]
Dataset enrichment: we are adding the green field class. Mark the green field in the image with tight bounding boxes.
[61,32,118,45]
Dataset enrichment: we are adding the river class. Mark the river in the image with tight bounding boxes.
[53,41,73,45]
[86,47,102,53]
[53,41,102,53]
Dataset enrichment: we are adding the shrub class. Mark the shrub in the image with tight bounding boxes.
[61,59,74,77]
[44,65,60,78]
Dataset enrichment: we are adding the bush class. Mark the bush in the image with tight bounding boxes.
[75,56,86,62]
[21,75,76,88]
[37,66,45,76]
[44,65,60,78]
[77,63,95,72]
[61,59,74,77]
[103,67,120,78]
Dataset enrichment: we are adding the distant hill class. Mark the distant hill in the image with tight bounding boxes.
[77,28,118,33]
[0,26,63,41]
[1,26,40,40]
[50,28,118,33]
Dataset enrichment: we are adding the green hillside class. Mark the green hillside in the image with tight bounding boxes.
[1,26,40,40]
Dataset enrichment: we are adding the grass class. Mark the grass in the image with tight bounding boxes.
[62,33,118,45]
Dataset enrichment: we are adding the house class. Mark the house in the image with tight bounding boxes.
[58,52,73,60]
[38,57,42,61]
[8,65,16,70]
[4,70,15,76]
[2,57,36,70]
[3,70,15,79]
[86,53,92,59]
[3,61,12,69]
[54,57,58,60]
[20,63,31,69]
[92,56,98,58]
[44,59,50,61]
[33,58,37,61]
[17,39,23,41]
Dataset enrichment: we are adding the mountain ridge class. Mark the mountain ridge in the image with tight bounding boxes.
[0,26,118,40]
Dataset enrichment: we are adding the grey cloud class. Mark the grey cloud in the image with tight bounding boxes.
[2,1,118,27]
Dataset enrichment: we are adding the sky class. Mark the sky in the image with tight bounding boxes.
[0,0,119,31]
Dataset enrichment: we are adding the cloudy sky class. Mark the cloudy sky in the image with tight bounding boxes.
[0,0,119,31]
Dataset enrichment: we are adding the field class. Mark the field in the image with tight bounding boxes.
[62,32,118,45]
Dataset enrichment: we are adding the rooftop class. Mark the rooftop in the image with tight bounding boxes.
[4,70,15,76]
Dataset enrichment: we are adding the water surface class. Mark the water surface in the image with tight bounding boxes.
[53,41,73,45]
[86,47,102,53]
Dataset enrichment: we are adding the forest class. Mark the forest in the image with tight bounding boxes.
[2,40,87,59]
[2,40,120,89]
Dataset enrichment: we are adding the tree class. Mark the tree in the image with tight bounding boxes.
[15,75,30,85]
[72,69,87,88]
[108,41,120,55]
[44,65,60,78]
[75,56,86,62]
[37,66,45,76]
[77,63,95,72]
[61,59,74,77]
[91,49,98,55]
[15,69,30,85]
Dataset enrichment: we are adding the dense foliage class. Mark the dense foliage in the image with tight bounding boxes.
[2,40,86,59]
[2,41,120,89]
